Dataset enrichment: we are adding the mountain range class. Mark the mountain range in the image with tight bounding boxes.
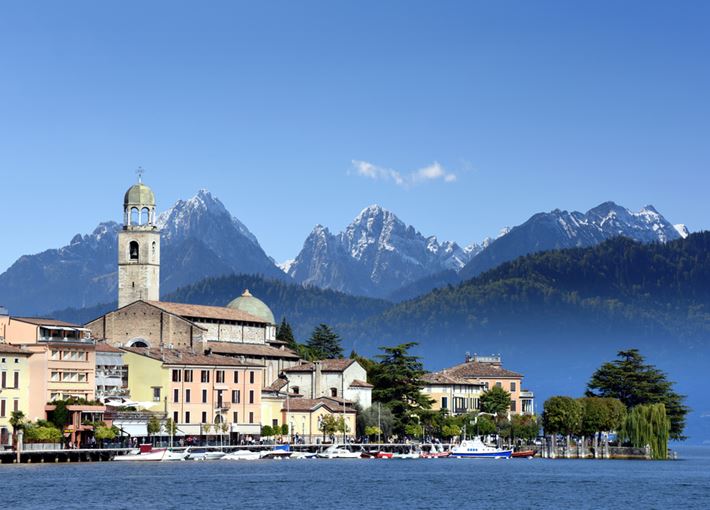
[0,188,689,315]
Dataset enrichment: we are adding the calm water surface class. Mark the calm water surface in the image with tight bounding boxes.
[1,446,708,509]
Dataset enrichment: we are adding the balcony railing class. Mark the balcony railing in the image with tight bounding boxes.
[215,401,231,410]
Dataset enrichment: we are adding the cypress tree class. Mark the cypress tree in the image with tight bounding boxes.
[306,323,344,359]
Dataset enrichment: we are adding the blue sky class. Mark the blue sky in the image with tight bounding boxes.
[1,1,708,271]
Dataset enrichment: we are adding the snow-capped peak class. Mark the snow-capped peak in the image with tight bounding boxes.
[674,224,690,238]
[278,259,295,274]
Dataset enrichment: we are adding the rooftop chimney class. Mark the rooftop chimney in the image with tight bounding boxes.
[465,352,472,363]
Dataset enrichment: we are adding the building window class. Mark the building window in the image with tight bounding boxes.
[173,389,179,403]
[330,388,338,398]
[441,397,448,409]
[173,411,179,423]
[248,412,254,424]
[13,399,19,412]
[511,401,517,412]
[233,411,238,423]
[0,400,5,418]
[201,411,207,424]
[201,370,209,383]
[231,390,240,404]
[510,381,516,392]
[184,370,193,382]
[249,371,255,384]
[292,386,299,395]
[216,370,225,383]
[129,241,139,260]
[202,389,208,403]
[153,387,161,402]
[0,372,5,388]
[172,369,181,382]
[495,382,502,388]
[185,412,190,424]
[249,390,254,404]
[233,371,239,384]
[272,419,279,428]
[185,389,191,403]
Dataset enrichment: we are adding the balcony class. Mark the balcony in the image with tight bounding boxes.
[520,390,534,399]
[215,401,231,411]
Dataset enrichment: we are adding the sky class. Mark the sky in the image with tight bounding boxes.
[0,1,708,271]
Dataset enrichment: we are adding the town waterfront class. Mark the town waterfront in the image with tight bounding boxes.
[2,446,709,509]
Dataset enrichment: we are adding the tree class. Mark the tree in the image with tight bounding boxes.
[440,423,461,440]
[364,426,382,440]
[371,342,432,436]
[357,404,394,439]
[542,396,582,437]
[95,425,118,443]
[24,422,62,443]
[319,414,340,440]
[9,411,25,449]
[164,417,178,436]
[624,403,670,459]
[586,349,689,439]
[280,423,289,436]
[578,397,610,438]
[509,414,539,441]
[480,386,512,418]
[306,324,344,359]
[147,415,162,440]
[276,318,298,351]
[261,425,274,437]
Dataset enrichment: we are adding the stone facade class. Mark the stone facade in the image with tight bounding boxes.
[284,359,372,409]
[199,322,269,344]
[117,229,160,308]
[86,301,203,349]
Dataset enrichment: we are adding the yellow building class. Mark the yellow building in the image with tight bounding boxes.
[121,347,264,439]
[422,354,535,416]
[0,344,32,447]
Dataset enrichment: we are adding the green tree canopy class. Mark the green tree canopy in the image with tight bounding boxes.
[586,349,689,439]
[480,386,512,417]
[147,415,162,436]
[356,404,394,439]
[371,342,432,436]
[624,403,670,459]
[542,396,582,436]
[306,324,344,359]
[261,425,274,437]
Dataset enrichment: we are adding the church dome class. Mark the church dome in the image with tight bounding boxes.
[124,183,156,207]
[227,289,275,324]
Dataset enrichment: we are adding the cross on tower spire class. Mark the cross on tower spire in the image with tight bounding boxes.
[136,166,145,183]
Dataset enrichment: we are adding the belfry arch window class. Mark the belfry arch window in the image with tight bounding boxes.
[141,207,150,225]
[130,207,139,225]
[152,241,156,257]
[129,241,139,260]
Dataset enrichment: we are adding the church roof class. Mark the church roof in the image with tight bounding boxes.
[422,360,523,386]
[124,182,155,207]
[282,397,356,413]
[226,289,275,324]
[145,301,268,324]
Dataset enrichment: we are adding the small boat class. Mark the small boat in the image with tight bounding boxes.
[316,444,361,459]
[260,444,293,459]
[186,448,226,461]
[375,451,393,459]
[511,449,537,459]
[420,443,450,459]
[114,444,188,462]
[223,450,260,461]
[450,437,512,459]
[392,447,421,459]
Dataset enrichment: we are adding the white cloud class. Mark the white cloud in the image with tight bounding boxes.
[351,160,457,188]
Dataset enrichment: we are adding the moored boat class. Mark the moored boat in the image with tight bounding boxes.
[316,444,362,459]
[223,450,260,461]
[450,437,512,459]
[186,448,227,461]
[511,449,537,459]
[114,444,188,462]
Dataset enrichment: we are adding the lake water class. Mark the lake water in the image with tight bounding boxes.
[1,446,708,509]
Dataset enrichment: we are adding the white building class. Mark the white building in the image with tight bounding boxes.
[283,359,373,409]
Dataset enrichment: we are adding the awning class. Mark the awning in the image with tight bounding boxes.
[114,422,148,437]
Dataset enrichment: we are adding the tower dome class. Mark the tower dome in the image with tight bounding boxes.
[227,289,275,324]
[124,182,156,207]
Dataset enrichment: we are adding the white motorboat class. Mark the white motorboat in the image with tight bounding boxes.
[223,450,260,461]
[260,444,293,459]
[450,437,512,459]
[114,444,188,462]
[186,448,226,461]
[316,444,362,459]
[289,451,317,459]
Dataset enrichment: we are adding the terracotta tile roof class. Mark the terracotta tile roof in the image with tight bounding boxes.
[349,379,373,388]
[0,343,32,355]
[95,342,122,353]
[283,359,355,373]
[204,341,300,359]
[264,377,289,392]
[283,397,356,413]
[145,301,267,324]
[423,360,523,386]
[121,347,262,367]
[11,317,83,328]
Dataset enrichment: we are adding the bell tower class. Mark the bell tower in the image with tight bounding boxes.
[118,169,160,308]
